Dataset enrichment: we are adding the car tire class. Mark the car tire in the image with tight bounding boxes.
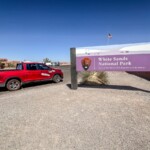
[53,74,61,83]
[6,79,21,91]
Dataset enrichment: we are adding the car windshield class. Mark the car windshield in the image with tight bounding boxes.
[38,64,50,70]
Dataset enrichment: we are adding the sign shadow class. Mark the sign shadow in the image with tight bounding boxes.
[67,84,150,93]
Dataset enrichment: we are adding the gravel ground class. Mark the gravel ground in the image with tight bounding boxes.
[0,69,150,150]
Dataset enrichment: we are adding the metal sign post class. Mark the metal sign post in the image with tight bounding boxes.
[70,48,78,89]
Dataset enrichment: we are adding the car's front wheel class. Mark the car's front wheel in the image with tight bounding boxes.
[6,79,21,91]
[53,74,61,83]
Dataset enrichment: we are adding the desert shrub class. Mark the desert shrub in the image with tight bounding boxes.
[0,62,5,69]
[80,71,109,85]
[8,63,15,68]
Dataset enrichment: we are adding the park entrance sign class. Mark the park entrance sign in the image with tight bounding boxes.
[76,43,150,72]
[70,42,150,89]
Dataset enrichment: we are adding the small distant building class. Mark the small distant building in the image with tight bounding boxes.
[0,58,8,62]
[45,62,60,66]
[45,62,52,66]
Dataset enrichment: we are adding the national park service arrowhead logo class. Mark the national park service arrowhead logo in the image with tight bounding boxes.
[81,57,91,71]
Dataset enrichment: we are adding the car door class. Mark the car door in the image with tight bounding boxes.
[37,64,53,80]
[25,63,41,81]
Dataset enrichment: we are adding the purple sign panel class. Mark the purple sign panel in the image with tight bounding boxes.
[76,43,150,72]
[76,54,150,72]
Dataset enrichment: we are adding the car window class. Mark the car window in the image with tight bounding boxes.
[37,64,50,70]
[16,64,23,70]
[26,64,37,70]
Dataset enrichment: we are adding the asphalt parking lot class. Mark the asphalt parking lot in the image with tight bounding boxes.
[0,66,150,150]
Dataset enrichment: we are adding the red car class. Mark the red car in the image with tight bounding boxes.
[0,62,63,91]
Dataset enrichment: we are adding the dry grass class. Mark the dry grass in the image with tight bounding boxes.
[80,71,109,85]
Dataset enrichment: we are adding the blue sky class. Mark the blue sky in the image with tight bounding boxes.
[0,0,150,62]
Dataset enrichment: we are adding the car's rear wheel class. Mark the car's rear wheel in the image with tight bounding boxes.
[6,79,21,91]
[53,74,61,83]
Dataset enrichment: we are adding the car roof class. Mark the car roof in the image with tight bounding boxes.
[20,62,45,64]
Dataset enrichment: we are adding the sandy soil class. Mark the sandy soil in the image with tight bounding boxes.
[0,68,150,150]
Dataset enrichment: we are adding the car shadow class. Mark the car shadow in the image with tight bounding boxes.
[0,87,7,92]
[22,81,55,89]
[0,81,55,92]
[66,84,150,93]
